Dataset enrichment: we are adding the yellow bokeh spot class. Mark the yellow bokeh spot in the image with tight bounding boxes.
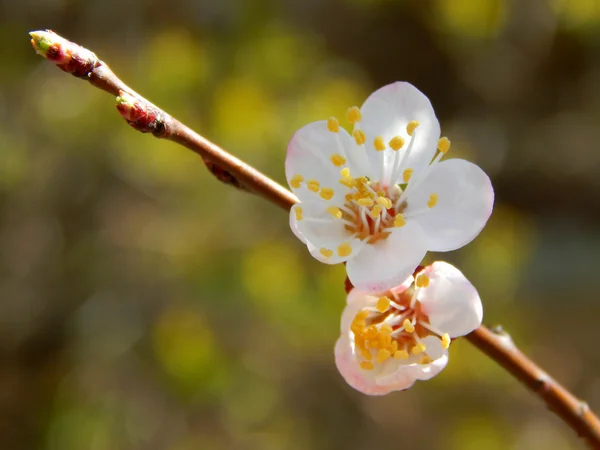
[435,0,507,39]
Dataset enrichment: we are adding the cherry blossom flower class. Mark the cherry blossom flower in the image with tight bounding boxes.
[286,82,494,292]
[334,262,482,395]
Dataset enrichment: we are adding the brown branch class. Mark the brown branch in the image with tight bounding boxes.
[29,30,600,448]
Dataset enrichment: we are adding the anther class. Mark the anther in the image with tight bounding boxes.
[320,187,335,200]
[337,242,352,257]
[416,273,430,289]
[441,333,451,350]
[411,343,426,355]
[370,205,382,218]
[326,206,342,219]
[393,214,406,228]
[376,197,392,209]
[360,361,374,370]
[402,168,413,183]
[379,323,393,335]
[374,136,386,151]
[393,350,409,359]
[355,310,370,320]
[353,129,366,146]
[340,168,351,178]
[376,296,391,313]
[437,137,451,154]
[327,117,340,133]
[360,348,373,360]
[290,174,304,189]
[389,136,405,151]
[319,248,333,258]
[406,120,420,136]
[307,179,320,192]
[419,355,433,365]
[376,349,391,363]
[403,319,415,333]
[330,154,346,167]
[294,207,303,221]
[346,106,362,124]
[427,194,438,208]
[357,198,374,207]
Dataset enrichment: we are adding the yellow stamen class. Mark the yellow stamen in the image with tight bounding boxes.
[340,177,355,188]
[379,323,393,335]
[376,197,392,209]
[346,106,362,124]
[364,325,378,340]
[393,214,406,227]
[376,296,390,313]
[307,179,320,192]
[357,198,374,207]
[427,193,438,208]
[402,168,413,183]
[340,168,351,178]
[419,355,433,365]
[389,136,405,151]
[394,350,409,359]
[370,205,382,218]
[367,340,380,349]
[320,187,335,200]
[403,319,415,333]
[290,174,304,189]
[355,310,370,321]
[407,120,420,136]
[373,136,386,151]
[319,248,333,258]
[416,273,430,289]
[376,349,391,363]
[360,360,374,370]
[390,340,398,353]
[437,137,451,154]
[330,154,346,167]
[412,343,426,355]
[353,129,366,146]
[360,348,373,360]
[441,333,451,350]
[294,207,303,221]
[337,242,352,257]
[326,206,342,219]
[327,116,340,133]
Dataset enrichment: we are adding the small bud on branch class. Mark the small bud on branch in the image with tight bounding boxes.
[30,30,98,78]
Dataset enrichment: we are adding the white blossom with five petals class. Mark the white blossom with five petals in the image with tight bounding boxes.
[286,82,494,292]
[334,261,482,395]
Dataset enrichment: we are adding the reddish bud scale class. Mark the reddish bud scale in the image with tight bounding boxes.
[30,31,98,78]
[116,91,166,137]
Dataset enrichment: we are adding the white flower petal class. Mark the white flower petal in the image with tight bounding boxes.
[285,121,361,202]
[346,223,428,293]
[417,262,483,338]
[291,201,364,264]
[334,336,416,395]
[381,336,448,383]
[407,158,494,252]
[359,82,440,185]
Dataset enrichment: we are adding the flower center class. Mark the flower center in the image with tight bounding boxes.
[339,178,406,244]
[350,273,450,371]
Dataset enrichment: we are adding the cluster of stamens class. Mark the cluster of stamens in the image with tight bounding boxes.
[291,105,451,260]
[349,273,451,371]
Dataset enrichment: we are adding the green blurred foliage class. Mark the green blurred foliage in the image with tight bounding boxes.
[0,0,599,449]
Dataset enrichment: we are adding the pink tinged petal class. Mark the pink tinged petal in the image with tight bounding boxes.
[285,121,362,201]
[334,337,415,395]
[386,336,448,382]
[358,82,441,185]
[346,222,428,293]
[417,262,483,338]
[407,158,494,252]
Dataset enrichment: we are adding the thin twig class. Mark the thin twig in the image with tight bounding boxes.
[29,30,600,448]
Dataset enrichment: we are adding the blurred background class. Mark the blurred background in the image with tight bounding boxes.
[0,0,599,448]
